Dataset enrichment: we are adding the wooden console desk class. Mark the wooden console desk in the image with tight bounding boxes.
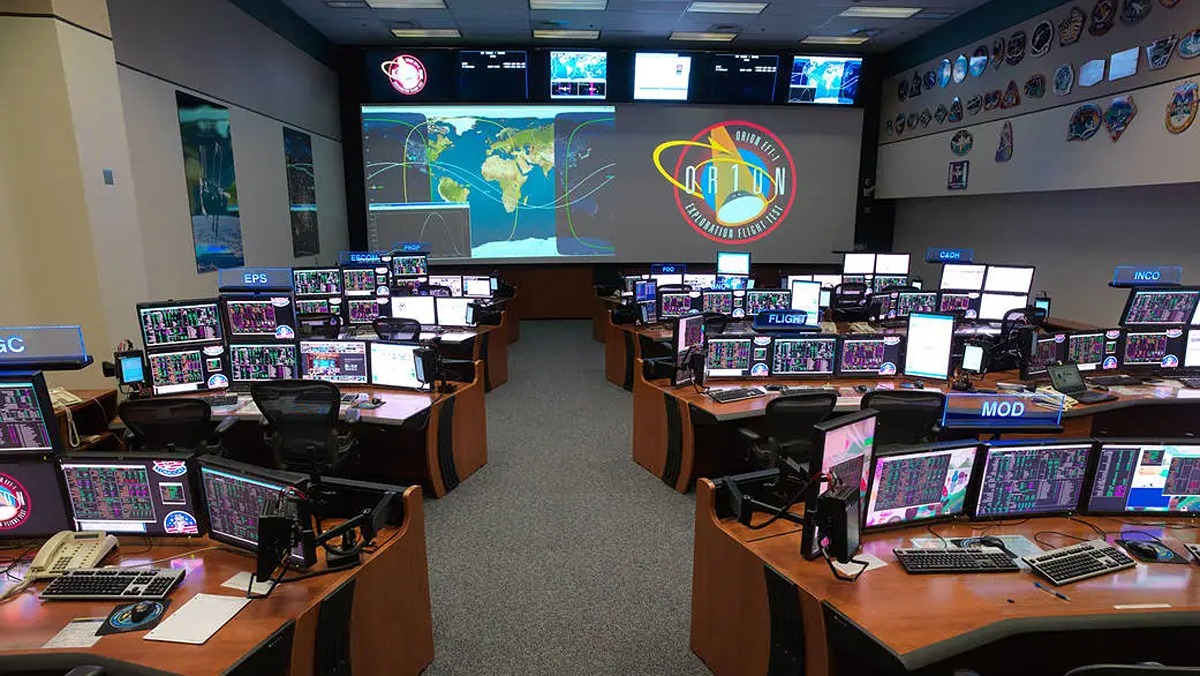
[691,479,1200,676]
[0,485,434,676]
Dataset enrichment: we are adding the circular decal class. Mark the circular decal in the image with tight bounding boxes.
[1166,81,1198,133]
[207,374,229,389]
[879,362,897,376]
[1103,356,1119,370]
[0,473,31,531]
[1161,0,1180,6]
[948,97,964,122]
[924,70,937,90]
[1030,20,1054,56]
[109,601,166,630]
[381,54,428,96]
[1006,31,1028,66]
[953,55,969,83]
[1068,103,1104,141]
[1179,28,1200,59]
[164,511,200,535]
[992,37,1006,69]
[938,59,953,87]
[274,325,296,340]
[1025,74,1047,99]
[1162,354,1180,369]
[970,46,989,76]
[1120,0,1152,25]
[951,130,975,156]
[152,461,188,478]
[750,364,770,377]
[202,345,224,356]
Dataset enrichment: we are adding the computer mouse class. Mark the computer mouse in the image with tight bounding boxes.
[371,397,384,406]
[129,600,157,624]
[1125,541,1161,560]
[975,536,1006,549]
[765,385,784,392]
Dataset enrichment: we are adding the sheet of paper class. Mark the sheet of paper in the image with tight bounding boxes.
[144,593,250,645]
[43,618,105,648]
[222,572,274,596]
[832,552,887,576]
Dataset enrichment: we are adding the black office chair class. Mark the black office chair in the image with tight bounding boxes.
[297,313,342,339]
[374,317,422,341]
[117,398,228,454]
[738,391,839,468]
[861,390,945,446]
[702,312,730,336]
[250,380,356,477]
[830,283,870,322]
[1065,665,1200,675]
[418,283,452,297]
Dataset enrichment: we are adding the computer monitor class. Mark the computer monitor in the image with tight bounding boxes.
[390,254,428,277]
[463,275,492,298]
[1066,329,1122,371]
[788,55,861,105]
[292,268,342,297]
[872,275,909,293]
[1187,329,1200,369]
[802,411,877,559]
[903,313,955,381]
[0,372,61,454]
[295,298,336,315]
[842,253,875,275]
[1121,288,1200,326]
[789,281,821,327]
[784,274,813,287]
[705,337,753,378]
[672,313,705,386]
[341,267,384,298]
[937,291,977,319]
[961,345,986,373]
[137,299,223,349]
[684,273,716,290]
[0,459,71,537]
[60,454,201,535]
[1024,333,1066,378]
[713,274,749,291]
[745,289,792,316]
[978,293,1029,322]
[841,274,869,287]
[874,254,910,275]
[983,265,1035,294]
[1034,297,1051,316]
[435,297,475,327]
[369,341,426,391]
[347,298,382,326]
[970,441,1093,519]
[391,296,437,326]
[1085,440,1200,514]
[116,351,146,387]
[228,344,299,383]
[634,52,693,101]
[650,273,684,288]
[147,348,230,396]
[864,442,979,530]
[1121,328,1189,370]
[716,251,751,276]
[812,274,842,290]
[392,278,424,297]
[550,50,607,100]
[634,280,658,303]
[940,264,986,291]
[894,291,938,318]
[702,291,734,315]
[198,457,313,566]
[221,295,297,341]
[659,291,697,319]
[428,275,463,296]
[836,335,903,377]
[298,340,369,384]
[770,336,837,376]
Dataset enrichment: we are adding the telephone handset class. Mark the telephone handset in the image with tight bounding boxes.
[28,531,118,579]
[49,387,83,409]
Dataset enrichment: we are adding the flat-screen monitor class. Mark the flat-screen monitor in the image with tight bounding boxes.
[713,274,749,291]
[1025,333,1065,378]
[984,265,1034,294]
[198,457,312,566]
[978,292,1029,321]
[788,56,861,105]
[864,442,979,530]
[789,280,822,327]
[0,372,60,454]
[346,298,381,326]
[457,50,528,100]
[116,352,146,386]
[634,52,692,101]
[938,291,977,318]
[391,296,437,326]
[1122,328,1189,369]
[634,279,658,303]
[812,274,842,289]
[710,53,779,104]
[842,253,875,275]
[745,289,792,316]
[784,274,813,287]
[550,50,607,100]
[940,264,987,291]
[961,344,986,373]
[389,254,429,277]
[0,459,71,537]
[903,313,955,380]
[672,313,706,386]
[60,454,201,535]
[147,348,229,396]
[392,278,423,297]
[837,335,903,377]
[1187,329,1200,368]
[1066,330,1122,371]
[706,337,753,378]
[292,268,342,297]
[803,411,876,558]
[684,273,716,290]
[298,340,369,385]
[659,291,697,319]
[970,441,1093,519]
[342,268,382,298]
[650,273,684,288]
[1085,440,1200,514]
[369,341,425,391]
[295,298,337,315]
[228,343,299,383]
[874,254,910,275]
[1035,297,1051,315]
[894,291,938,318]
[1121,289,1200,326]
[716,251,751,276]
[463,275,492,298]
[221,295,297,341]
[771,336,837,376]
[138,299,223,349]
[428,275,463,296]
[435,297,475,327]
[872,275,909,293]
[702,291,734,315]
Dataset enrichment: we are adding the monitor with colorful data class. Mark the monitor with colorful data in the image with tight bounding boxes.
[971,441,1092,518]
[865,442,979,530]
[1085,440,1200,514]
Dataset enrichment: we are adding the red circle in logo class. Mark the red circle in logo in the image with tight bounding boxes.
[671,120,797,245]
[382,55,428,96]
[0,472,31,531]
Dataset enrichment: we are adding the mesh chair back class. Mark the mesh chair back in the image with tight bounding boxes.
[374,317,421,341]
[118,398,213,452]
[250,380,342,473]
[861,390,946,446]
[765,391,839,446]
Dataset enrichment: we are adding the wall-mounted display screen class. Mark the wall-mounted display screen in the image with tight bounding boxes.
[788,56,861,105]
[550,51,607,100]
[458,50,528,100]
[367,49,454,101]
[634,53,693,101]
[710,54,779,104]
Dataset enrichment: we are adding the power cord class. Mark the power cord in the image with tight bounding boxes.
[820,544,869,582]
[926,523,950,549]
[1034,531,1087,549]
[745,473,823,531]
[1067,515,1109,540]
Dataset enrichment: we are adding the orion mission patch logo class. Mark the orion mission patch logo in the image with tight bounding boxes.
[0,472,31,530]
[652,120,796,244]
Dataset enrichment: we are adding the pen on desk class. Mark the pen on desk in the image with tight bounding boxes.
[1033,582,1070,601]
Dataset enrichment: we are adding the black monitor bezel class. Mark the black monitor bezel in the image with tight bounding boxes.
[801,409,878,559]
[862,441,982,532]
[58,451,205,538]
[196,456,315,567]
[1119,286,1200,328]
[966,439,1096,521]
[902,312,957,382]
[0,371,64,455]
[0,455,73,538]
[982,264,1036,295]
[227,342,301,384]
[1081,437,1200,517]
[938,263,988,292]
[834,334,904,377]
[291,266,343,298]
[219,293,298,343]
[297,339,371,385]
[670,313,706,387]
[135,297,223,351]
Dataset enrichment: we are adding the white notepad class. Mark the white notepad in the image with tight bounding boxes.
[144,593,250,645]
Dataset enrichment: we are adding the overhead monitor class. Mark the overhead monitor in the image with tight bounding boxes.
[872,275,908,293]
[874,253,910,275]
[298,340,369,385]
[788,55,861,105]
[138,299,223,349]
[389,254,429,277]
[659,291,698,319]
[1121,289,1200,326]
[295,298,337,315]
[864,442,979,530]
[706,337,753,378]
[983,265,1035,294]
[292,268,342,297]
[1066,330,1121,371]
[147,348,229,396]
[342,268,381,298]
[0,459,72,537]
[771,336,837,376]
[702,291,733,315]
[1121,329,1188,369]
[836,334,903,377]
[894,291,938,318]
[940,264,987,291]
[428,275,463,296]
[457,50,528,100]
[803,411,876,558]
[978,292,1029,322]
[0,372,60,454]
[550,50,607,100]
[228,344,299,383]
[789,280,822,327]
[634,52,693,101]
[221,295,297,341]
[842,253,875,275]
[60,455,201,535]
[435,297,475,327]
[463,275,492,298]
[971,442,1093,518]
[903,313,955,380]
[745,289,792,316]
[650,273,685,287]
[391,296,437,326]
[368,49,453,101]
[710,53,779,104]
[347,299,382,326]
[684,273,716,290]
[369,341,425,390]
[713,274,749,291]
[716,251,751,276]
[1085,441,1200,514]
[672,313,706,386]
[198,457,312,566]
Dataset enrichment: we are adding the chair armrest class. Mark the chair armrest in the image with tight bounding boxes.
[736,427,762,444]
[214,417,237,434]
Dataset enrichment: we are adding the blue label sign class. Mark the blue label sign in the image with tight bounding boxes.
[339,251,387,266]
[1112,265,1183,287]
[650,263,686,275]
[0,326,90,368]
[753,310,810,330]
[925,247,974,263]
[941,393,1063,429]
[217,267,293,291]
[391,242,430,253]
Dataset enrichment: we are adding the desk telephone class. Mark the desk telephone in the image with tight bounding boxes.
[49,387,83,409]
[28,531,118,579]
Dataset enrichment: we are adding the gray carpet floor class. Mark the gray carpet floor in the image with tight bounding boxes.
[422,320,712,675]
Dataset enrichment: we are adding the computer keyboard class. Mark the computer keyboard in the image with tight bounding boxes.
[1023,540,1135,586]
[893,548,1020,574]
[1068,389,1119,405]
[1088,374,1143,387]
[1178,377,1200,390]
[40,568,185,601]
[708,387,766,404]
[201,393,240,408]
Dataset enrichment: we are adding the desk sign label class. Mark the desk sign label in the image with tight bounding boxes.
[1112,265,1183,287]
[753,310,810,330]
[0,325,88,365]
[217,267,293,291]
[339,251,387,265]
[925,247,974,263]
[391,241,430,253]
[941,393,1062,429]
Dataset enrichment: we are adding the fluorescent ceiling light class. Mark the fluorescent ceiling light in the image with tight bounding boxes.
[670,31,738,41]
[801,35,870,45]
[839,6,921,18]
[391,28,461,37]
[686,1,767,14]
[533,29,601,39]
[530,0,607,9]
[369,0,447,7]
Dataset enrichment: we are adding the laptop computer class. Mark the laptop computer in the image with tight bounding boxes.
[1046,363,1119,405]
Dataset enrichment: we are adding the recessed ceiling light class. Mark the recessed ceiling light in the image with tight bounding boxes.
[800,35,870,45]
[369,0,447,7]
[685,1,767,14]
[670,31,738,42]
[391,28,461,37]
[325,0,368,7]
[839,6,921,19]
[530,0,608,9]
[533,29,601,39]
